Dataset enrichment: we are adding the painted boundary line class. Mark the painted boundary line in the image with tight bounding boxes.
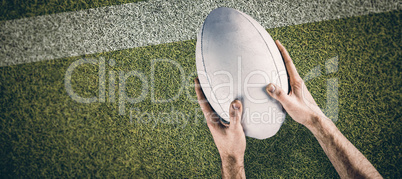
[0,0,400,67]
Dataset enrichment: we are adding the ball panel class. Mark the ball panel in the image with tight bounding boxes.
[196,7,288,139]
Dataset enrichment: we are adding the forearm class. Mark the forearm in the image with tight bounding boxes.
[221,155,246,179]
[306,115,382,179]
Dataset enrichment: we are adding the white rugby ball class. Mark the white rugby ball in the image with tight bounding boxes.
[196,7,289,139]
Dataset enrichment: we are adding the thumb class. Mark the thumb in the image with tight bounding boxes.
[229,100,243,129]
[266,83,291,106]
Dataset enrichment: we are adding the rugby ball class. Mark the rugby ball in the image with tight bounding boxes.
[196,7,289,139]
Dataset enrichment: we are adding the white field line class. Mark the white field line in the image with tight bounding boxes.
[0,0,399,66]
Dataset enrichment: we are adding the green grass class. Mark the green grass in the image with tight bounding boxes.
[0,0,146,21]
[0,10,400,178]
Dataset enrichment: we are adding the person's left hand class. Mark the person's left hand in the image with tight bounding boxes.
[194,78,246,166]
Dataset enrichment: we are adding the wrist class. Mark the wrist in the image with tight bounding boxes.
[221,154,244,168]
[304,113,323,131]
[304,114,337,138]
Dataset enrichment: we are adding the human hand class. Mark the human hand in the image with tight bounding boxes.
[194,78,246,179]
[265,40,327,128]
[265,41,383,178]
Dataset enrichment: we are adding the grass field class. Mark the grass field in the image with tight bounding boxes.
[0,1,401,178]
[0,0,146,21]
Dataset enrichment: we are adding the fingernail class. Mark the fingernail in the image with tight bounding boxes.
[232,102,240,110]
[267,84,276,93]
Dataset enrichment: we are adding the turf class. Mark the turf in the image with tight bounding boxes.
[0,9,401,179]
[0,0,146,21]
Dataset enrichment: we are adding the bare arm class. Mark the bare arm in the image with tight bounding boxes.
[306,116,382,178]
[195,78,246,179]
[221,155,246,179]
[266,40,382,178]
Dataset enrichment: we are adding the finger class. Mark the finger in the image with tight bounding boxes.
[194,77,220,128]
[229,100,243,130]
[275,40,302,82]
[266,83,292,107]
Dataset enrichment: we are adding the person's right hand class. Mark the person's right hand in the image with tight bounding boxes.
[266,40,382,179]
[265,40,327,128]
